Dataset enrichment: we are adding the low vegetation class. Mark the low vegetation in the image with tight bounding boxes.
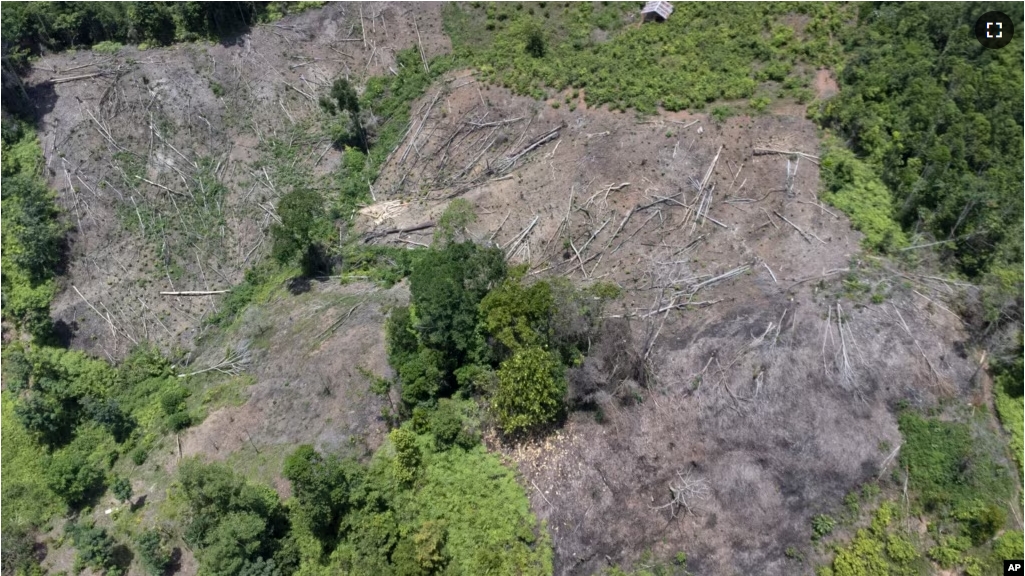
[0,122,66,343]
[817,408,1022,575]
[443,2,843,113]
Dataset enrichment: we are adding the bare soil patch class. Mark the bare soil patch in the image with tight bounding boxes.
[178,279,404,488]
[28,2,449,359]
[815,68,839,99]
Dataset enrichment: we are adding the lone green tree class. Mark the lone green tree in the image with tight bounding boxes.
[270,187,330,277]
[111,476,133,504]
[492,346,565,434]
[321,77,367,149]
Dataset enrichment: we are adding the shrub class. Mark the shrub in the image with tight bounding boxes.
[68,521,120,575]
[409,241,506,369]
[136,529,172,576]
[492,346,565,434]
[479,277,555,356]
[525,26,546,58]
[811,514,836,539]
[397,348,445,409]
[111,476,132,503]
[167,410,194,432]
[270,187,331,276]
[750,96,771,113]
[46,446,105,508]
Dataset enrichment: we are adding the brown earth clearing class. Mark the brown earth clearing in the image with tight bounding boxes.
[26,4,993,575]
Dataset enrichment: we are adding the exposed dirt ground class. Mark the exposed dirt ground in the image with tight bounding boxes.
[26,4,989,575]
[363,71,981,575]
[29,1,449,359]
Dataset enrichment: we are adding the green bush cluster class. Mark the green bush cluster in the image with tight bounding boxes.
[991,335,1024,476]
[444,2,846,113]
[136,529,173,576]
[68,520,124,576]
[818,145,907,253]
[0,123,66,342]
[385,235,618,434]
[282,439,551,575]
[821,409,1020,574]
[897,411,1012,522]
[0,342,193,536]
[171,458,295,575]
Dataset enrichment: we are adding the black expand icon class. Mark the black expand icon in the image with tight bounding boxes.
[975,11,1014,49]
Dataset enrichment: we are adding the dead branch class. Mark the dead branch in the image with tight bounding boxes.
[796,199,839,219]
[876,443,903,480]
[178,342,252,378]
[603,208,636,251]
[73,285,137,345]
[495,127,561,172]
[643,298,722,317]
[690,264,750,293]
[363,221,436,242]
[665,119,700,129]
[49,71,110,84]
[412,15,429,73]
[467,116,524,129]
[505,215,540,259]
[773,210,824,244]
[314,304,361,342]
[753,147,820,162]
[160,290,230,296]
[649,471,710,518]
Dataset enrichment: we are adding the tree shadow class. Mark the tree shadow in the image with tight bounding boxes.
[286,276,311,295]
[165,547,183,576]
[111,543,135,573]
[50,319,79,348]
[130,493,148,512]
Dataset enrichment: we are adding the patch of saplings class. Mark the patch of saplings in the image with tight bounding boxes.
[1,343,193,514]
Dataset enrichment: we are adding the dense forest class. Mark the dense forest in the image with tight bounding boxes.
[1,2,1022,576]
[1,2,322,64]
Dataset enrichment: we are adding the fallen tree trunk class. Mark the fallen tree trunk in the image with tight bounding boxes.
[160,290,230,296]
[362,221,436,242]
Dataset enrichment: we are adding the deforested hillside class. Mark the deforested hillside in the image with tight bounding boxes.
[2,3,1021,576]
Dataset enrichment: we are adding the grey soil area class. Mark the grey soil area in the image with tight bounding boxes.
[29,1,449,358]
[26,4,985,575]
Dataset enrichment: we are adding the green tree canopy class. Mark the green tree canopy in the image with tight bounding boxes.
[270,187,330,276]
[409,241,506,370]
[492,346,565,434]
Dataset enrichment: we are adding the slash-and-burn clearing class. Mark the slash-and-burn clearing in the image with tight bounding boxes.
[20,4,1008,575]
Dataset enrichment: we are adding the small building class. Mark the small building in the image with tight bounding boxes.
[641,0,674,22]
